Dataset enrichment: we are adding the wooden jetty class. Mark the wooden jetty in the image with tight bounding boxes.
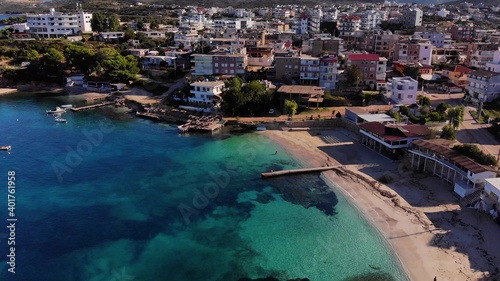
[71,102,114,112]
[261,166,339,179]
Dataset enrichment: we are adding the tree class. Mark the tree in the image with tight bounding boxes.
[64,43,96,74]
[124,28,136,41]
[402,65,421,80]
[436,102,450,113]
[440,124,456,140]
[91,13,120,32]
[453,144,497,166]
[95,48,139,81]
[420,96,431,106]
[39,48,65,77]
[447,105,464,128]
[345,65,363,88]
[284,99,298,117]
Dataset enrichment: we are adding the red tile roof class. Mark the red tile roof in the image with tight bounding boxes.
[348,54,380,61]
[341,15,361,20]
[360,122,431,141]
[446,65,473,73]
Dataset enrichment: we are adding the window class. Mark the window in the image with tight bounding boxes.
[409,86,414,90]
[407,95,413,98]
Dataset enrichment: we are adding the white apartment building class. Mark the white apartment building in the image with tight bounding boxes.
[395,39,433,65]
[189,81,225,111]
[486,50,500,73]
[300,56,320,85]
[466,70,500,103]
[415,32,452,48]
[400,7,423,27]
[358,10,386,30]
[27,8,92,38]
[338,15,361,37]
[387,77,418,105]
[319,56,340,90]
[213,18,254,31]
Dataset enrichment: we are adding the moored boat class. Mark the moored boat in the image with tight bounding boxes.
[60,104,73,109]
[55,117,67,123]
[46,107,66,114]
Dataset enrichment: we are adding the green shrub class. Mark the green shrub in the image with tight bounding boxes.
[453,144,497,166]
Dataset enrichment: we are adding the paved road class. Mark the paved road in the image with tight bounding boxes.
[457,106,499,157]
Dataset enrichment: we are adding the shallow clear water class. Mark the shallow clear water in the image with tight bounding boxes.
[0,94,409,281]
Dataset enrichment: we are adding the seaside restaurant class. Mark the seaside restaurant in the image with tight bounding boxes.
[407,139,497,200]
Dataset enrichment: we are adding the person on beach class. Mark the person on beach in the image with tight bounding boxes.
[275,150,278,155]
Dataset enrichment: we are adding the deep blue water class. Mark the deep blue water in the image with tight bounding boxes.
[0,93,409,281]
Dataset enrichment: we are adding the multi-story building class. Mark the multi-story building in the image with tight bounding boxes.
[338,15,361,38]
[469,50,495,69]
[274,56,301,82]
[399,7,423,27]
[26,8,92,38]
[191,48,248,77]
[246,45,274,69]
[300,56,320,85]
[293,10,321,35]
[358,10,387,30]
[450,23,475,42]
[319,56,340,90]
[301,37,344,57]
[346,54,387,89]
[354,31,399,59]
[415,32,452,48]
[486,50,500,73]
[387,77,418,105]
[394,38,433,66]
[466,70,500,103]
[189,81,225,111]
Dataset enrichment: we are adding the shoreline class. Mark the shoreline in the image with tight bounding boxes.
[261,128,499,281]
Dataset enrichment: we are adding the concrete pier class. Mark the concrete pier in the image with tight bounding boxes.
[71,102,114,112]
[261,166,339,179]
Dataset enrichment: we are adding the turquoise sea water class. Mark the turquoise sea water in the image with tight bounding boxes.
[0,94,409,281]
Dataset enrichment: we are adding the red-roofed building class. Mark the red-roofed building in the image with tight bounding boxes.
[442,65,473,88]
[347,53,388,90]
[360,122,431,158]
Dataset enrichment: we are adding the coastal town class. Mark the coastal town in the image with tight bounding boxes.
[1,0,500,280]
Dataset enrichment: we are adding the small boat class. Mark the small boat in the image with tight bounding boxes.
[1,145,11,151]
[46,107,66,114]
[256,126,267,131]
[55,118,67,123]
[60,104,73,109]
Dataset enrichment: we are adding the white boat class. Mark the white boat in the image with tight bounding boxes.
[55,117,67,123]
[60,104,73,109]
[256,126,267,131]
[46,107,66,114]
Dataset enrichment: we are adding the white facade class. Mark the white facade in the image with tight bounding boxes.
[486,50,500,73]
[189,81,225,110]
[100,32,125,39]
[319,57,339,90]
[416,32,452,48]
[358,10,386,30]
[436,8,450,18]
[338,15,361,37]
[387,77,418,105]
[418,42,433,65]
[27,8,92,38]
[400,7,423,27]
[466,70,500,103]
[300,56,320,85]
[191,55,214,76]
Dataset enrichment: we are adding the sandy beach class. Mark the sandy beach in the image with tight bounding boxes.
[262,128,499,281]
